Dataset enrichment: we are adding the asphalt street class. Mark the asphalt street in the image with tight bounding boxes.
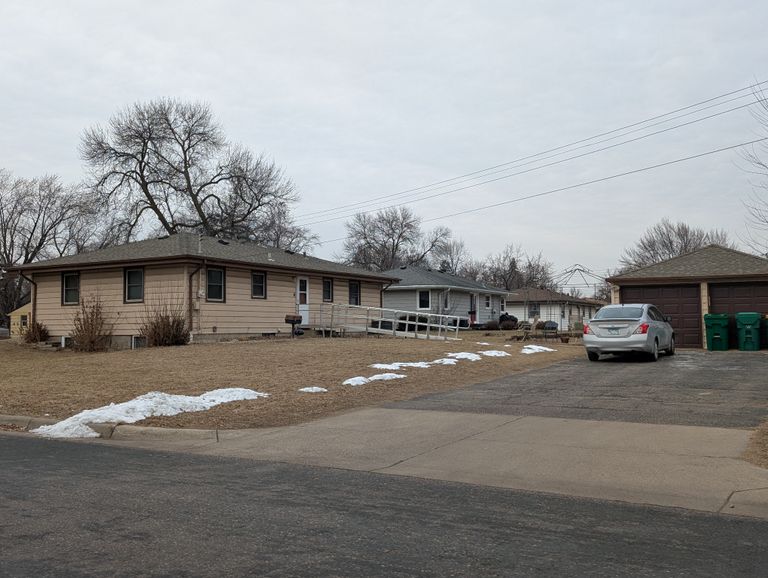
[2,433,768,577]
[392,350,768,428]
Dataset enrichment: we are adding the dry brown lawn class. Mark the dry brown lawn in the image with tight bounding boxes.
[744,422,768,469]
[0,333,581,429]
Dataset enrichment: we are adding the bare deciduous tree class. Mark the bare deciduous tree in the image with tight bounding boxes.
[743,86,768,255]
[81,98,313,250]
[0,170,88,321]
[620,218,734,271]
[432,239,469,274]
[479,244,555,290]
[340,207,451,271]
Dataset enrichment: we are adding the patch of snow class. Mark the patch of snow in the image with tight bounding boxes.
[476,341,491,345]
[431,358,459,365]
[343,376,370,386]
[503,344,511,348]
[31,388,268,439]
[446,352,482,361]
[299,387,328,393]
[370,361,432,370]
[479,350,511,357]
[521,345,557,354]
[369,373,407,381]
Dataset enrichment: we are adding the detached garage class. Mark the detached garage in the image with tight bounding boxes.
[607,245,768,348]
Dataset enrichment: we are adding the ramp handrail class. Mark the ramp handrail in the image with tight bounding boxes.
[304,303,466,340]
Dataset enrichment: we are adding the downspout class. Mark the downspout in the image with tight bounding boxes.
[188,263,203,334]
[19,271,37,325]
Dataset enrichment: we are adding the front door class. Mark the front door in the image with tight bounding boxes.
[297,277,309,325]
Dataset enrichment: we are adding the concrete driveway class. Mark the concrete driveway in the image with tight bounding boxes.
[393,350,768,428]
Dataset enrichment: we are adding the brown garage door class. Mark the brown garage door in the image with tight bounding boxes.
[620,285,701,348]
[709,282,768,345]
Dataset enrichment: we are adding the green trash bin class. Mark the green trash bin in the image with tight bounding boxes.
[704,314,730,351]
[735,312,762,351]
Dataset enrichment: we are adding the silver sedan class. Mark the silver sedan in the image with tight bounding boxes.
[583,303,675,362]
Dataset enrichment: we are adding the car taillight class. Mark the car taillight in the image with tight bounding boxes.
[583,323,592,335]
[633,323,649,335]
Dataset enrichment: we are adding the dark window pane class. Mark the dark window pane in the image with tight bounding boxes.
[63,273,79,304]
[252,273,266,298]
[349,281,360,306]
[323,278,333,302]
[207,269,224,301]
[125,269,144,301]
[418,290,430,309]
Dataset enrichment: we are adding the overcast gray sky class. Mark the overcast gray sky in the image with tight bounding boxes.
[2,1,768,283]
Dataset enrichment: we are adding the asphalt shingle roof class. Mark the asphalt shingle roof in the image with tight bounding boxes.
[14,233,396,281]
[607,245,768,282]
[383,266,508,294]
[505,287,606,305]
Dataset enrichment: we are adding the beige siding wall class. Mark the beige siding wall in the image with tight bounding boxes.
[33,266,186,336]
[193,267,383,335]
[33,265,383,338]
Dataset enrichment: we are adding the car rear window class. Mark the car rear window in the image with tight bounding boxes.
[593,306,644,320]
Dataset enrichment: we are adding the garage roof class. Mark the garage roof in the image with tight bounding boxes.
[608,245,768,283]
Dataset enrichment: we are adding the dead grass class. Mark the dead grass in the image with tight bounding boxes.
[744,421,768,469]
[0,332,581,429]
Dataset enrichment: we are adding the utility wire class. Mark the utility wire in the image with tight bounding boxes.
[316,136,768,246]
[296,80,767,221]
[300,100,758,227]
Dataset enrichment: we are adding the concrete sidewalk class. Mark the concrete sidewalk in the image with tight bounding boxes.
[100,407,768,519]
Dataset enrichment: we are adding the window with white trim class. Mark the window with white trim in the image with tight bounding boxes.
[484,295,491,308]
[418,290,431,310]
[528,302,540,318]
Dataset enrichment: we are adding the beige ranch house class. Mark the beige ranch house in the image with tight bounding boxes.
[11,233,395,348]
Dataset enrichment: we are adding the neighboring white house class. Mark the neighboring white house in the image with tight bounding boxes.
[505,288,606,331]
[383,266,508,326]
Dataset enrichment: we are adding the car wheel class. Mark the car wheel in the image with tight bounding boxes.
[666,336,675,356]
[587,351,599,362]
[648,340,659,362]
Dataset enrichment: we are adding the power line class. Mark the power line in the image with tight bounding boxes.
[296,80,767,222]
[299,100,757,227]
[316,136,768,246]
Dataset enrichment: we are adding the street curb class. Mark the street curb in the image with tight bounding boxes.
[0,414,216,441]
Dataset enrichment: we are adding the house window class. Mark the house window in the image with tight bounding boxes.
[484,295,491,308]
[322,278,334,302]
[528,302,540,318]
[124,268,144,303]
[20,315,28,328]
[348,281,361,306]
[443,292,450,310]
[206,268,225,302]
[251,272,267,299]
[62,272,80,305]
[418,290,431,310]
[500,300,505,312]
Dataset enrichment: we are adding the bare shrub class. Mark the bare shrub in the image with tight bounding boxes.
[70,295,112,351]
[534,320,546,330]
[484,320,500,330]
[23,320,50,343]
[500,320,517,330]
[139,301,190,347]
